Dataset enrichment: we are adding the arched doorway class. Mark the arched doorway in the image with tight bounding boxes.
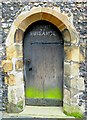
[4,6,81,116]
[23,20,64,106]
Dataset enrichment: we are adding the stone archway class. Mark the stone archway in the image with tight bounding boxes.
[6,7,78,46]
[2,6,84,118]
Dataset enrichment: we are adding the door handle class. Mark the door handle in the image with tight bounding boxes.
[27,59,32,71]
[24,58,32,71]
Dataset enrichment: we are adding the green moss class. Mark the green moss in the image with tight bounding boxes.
[17,100,23,109]
[26,87,43,98]
[45,88,62,99]
[26,87,62,99]
[64,104,84,118]
[6,101,23,113]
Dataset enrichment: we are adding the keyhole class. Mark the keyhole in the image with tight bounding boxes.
[29,67,32,71]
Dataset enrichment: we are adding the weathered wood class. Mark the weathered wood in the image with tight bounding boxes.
[23,20,64,106]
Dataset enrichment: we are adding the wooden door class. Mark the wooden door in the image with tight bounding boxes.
[23,20,64,106]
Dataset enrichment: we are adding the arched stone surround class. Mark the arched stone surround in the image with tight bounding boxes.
[2,6,84,118]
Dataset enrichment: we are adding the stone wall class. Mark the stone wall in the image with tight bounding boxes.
[0,1,86,119]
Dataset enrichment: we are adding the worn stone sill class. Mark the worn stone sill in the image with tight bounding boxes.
[2,106,75,119]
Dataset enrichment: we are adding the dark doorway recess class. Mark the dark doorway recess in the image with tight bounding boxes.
[23,20,64,106]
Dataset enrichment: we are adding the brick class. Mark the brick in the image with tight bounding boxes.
[71,77,78,89]
[71,63,79,77]
[77,77,85,91]
[64,88,71,104]
[6,44,23,59]
[64,62,71,76]
[5,74,16,86]
[64,46,71,61]
[2,60,13,72]
[64,46,79,62]
[71,46,79,62]
[15,60,23,71]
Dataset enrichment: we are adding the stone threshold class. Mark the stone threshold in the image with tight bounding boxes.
[2,106,76,119]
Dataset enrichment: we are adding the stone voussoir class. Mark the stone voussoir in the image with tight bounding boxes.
[15,28,24,43]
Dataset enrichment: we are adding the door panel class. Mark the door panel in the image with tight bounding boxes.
[25,45,44,98]
[43,44,63,99]
[23,20,64,106]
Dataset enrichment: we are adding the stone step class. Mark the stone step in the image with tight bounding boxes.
[1,117,82,120]
[2,106,76,120]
